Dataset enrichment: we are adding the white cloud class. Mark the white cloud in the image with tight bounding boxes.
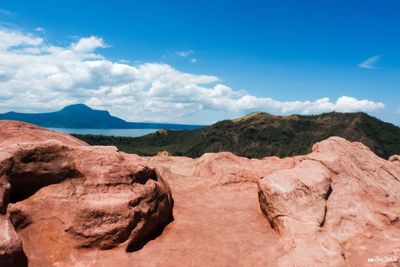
[0,28,385,123]
[190,58,198,63]
[176,50,194,58]
[34,27,45,33]
[0,30,43,49]
[71,36,107,53]
[358,55,381,69]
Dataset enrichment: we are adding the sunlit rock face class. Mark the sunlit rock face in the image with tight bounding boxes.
[258,137,400,266]
[0,121,173,267]
[0,121,399,267]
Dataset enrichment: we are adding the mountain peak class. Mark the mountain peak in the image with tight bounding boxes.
[0,104,202,130]
[232,112,272,121]
[60,104,94,112]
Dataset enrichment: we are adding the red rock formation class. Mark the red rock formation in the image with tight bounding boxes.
[1,121,399,266]
[0,120,87,147]
[0,121,173,266]
[146,145,400,266]
[156,150,171,157]
[258,137,400,266]
[0,216,27,267]
[196,152,296,186]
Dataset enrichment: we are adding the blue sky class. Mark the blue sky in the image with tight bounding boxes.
[0,0,399,125]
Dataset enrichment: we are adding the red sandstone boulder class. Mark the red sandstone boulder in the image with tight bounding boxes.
[0,121,173,266]
[196,152,295,186]
[258,137,400,266]
[0,120,87,147]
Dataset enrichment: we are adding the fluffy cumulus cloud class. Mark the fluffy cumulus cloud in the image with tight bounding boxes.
[0,28,385,123]
[71,36,107,53]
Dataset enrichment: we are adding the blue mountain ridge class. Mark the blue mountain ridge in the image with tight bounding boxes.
[0,104,204,130]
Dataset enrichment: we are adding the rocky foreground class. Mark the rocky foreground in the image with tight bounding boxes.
[0,121,399,267]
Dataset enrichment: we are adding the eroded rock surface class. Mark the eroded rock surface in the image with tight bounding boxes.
[0,121,173,266]
[0,215,27,267]
[258,137,400,266]
[1,121,399,267]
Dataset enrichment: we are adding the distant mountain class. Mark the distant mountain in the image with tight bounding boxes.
[74,112,400,159]
[0,104,204,130]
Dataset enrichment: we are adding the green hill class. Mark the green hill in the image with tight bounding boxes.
[73,112,400,159]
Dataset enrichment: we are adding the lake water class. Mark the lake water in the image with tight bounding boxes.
[47,128,159,137]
